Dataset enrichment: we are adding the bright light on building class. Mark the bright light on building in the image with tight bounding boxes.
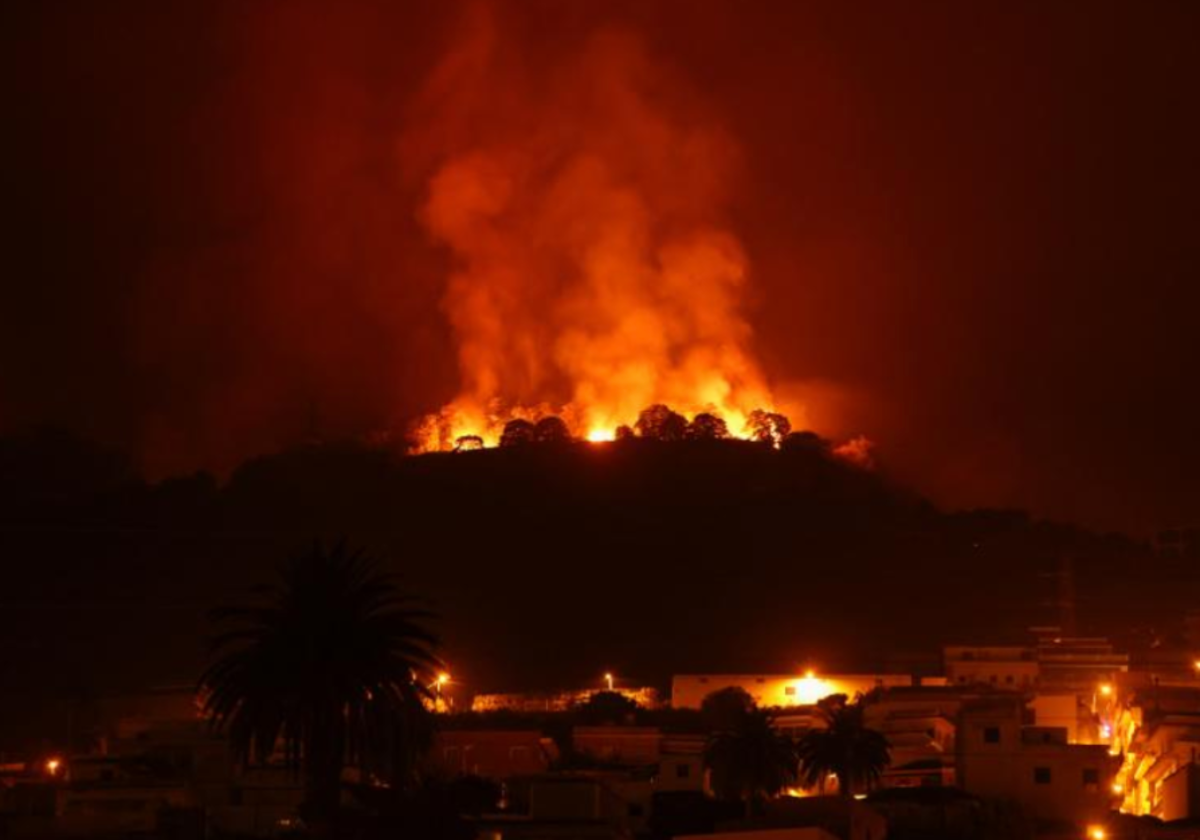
[789,670,832,705]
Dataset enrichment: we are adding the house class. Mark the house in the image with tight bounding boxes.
[1112,686,1200,818]
[429,730,556,780]
[956,694,1117,825]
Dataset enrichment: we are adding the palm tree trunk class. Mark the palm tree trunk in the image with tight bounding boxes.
[303,710,346,833]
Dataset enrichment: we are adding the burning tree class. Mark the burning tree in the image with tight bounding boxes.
[747,409,791,446]
[688,412,730,440]
[533,416,571,444]
[635,404,688,441]
[499,419,536,447]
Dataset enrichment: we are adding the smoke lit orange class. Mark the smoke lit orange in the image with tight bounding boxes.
[407,9,818,454]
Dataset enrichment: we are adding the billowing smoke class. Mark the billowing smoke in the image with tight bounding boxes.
[406,5,785,449]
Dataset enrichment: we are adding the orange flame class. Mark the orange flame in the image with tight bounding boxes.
[407,9,795,452]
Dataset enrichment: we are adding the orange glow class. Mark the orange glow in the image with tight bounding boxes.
[436,672,451,687]
[44,758,61,777]
[1099,683,1113,696]
[404,9,823,456]
[1087,827,1107,840]
[789,670,833,705]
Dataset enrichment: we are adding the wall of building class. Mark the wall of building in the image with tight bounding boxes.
[944,646,1039,690]
[956,698,1114,823]
[671,674,912,710]
[430,730,552,779]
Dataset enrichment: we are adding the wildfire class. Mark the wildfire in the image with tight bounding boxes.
[403,8,868,463]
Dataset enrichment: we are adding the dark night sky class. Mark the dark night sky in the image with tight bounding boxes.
[3,0,1198,534]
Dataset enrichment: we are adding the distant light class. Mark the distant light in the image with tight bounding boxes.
[44,758,61,777]
[436,672,451,687]
[1193,659,1200,671]
[1111,782,1124,795]
[853,793,867,800]
[587,429,615,443]
[604,672,614,691]
[1098,683,1112,696]
[1087,826,1107,840]
[790,670,831,705]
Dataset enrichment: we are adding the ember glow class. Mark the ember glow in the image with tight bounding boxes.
[407,10,796,453]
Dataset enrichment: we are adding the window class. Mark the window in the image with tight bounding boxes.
[1083,768,1099,788]
[983,727,1000,744]
[1034,767,1052,785]
[676,763,691,779]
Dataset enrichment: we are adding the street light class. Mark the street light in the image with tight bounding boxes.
[434,672,451,710]
[604,672,614,692]
[1086,826,1106,840]
[44,758,61,778]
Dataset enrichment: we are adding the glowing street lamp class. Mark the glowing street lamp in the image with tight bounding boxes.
[433,672,451,710]
[44,758,62,777]
[1086,826,1107,840]
[604,672,614,692]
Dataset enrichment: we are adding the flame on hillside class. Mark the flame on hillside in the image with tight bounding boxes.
[405,6,865,462]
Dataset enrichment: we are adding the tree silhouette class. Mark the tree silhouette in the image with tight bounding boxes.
[499,419,535,447]
[781,431,828,455]
[701,686,756,732]
[453,435,483,452]
[533,416,571,444]
[704,704,799,810]
[635,404,688,441]
[688,413,730,440]
[200,540,440,826]
[575,690,639,725]
[747,410,792,445]
[795,694,890,797]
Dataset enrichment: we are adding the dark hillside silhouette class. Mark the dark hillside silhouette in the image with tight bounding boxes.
[0,426,1170,752]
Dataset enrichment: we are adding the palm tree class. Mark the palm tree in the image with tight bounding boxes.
[200,540,441,826]
[795,694,890,797]
[704,705,799,811]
